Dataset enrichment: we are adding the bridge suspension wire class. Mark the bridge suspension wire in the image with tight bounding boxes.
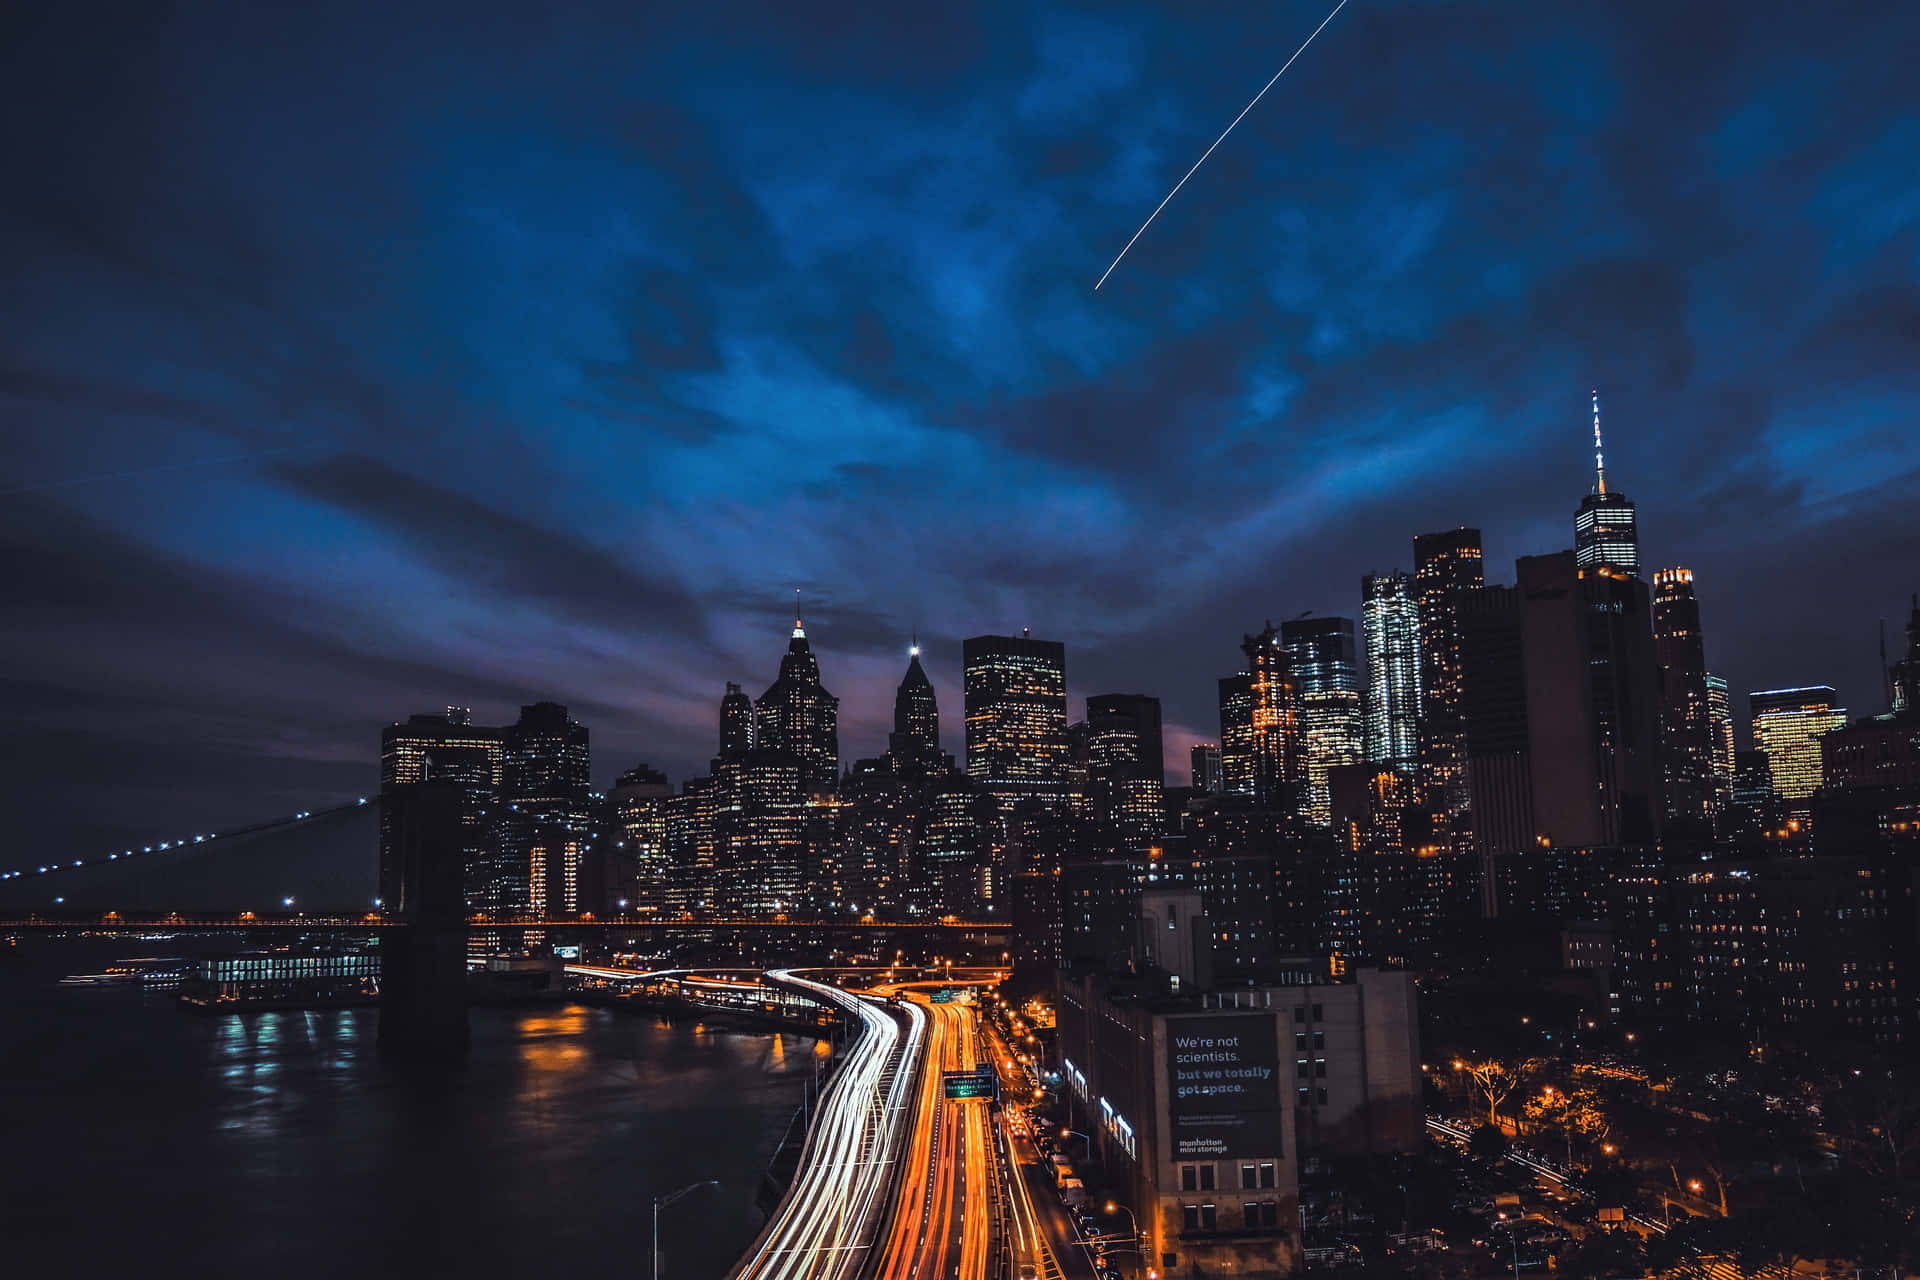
[0,796,376,885]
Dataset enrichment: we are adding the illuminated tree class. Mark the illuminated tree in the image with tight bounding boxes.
[1455,1056,1541,1128]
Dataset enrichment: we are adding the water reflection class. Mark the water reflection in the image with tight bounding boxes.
[3,940,811,1280]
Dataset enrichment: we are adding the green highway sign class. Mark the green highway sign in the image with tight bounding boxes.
[943,1070,997,1100]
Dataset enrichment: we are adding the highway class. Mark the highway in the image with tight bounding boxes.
[870,993,994,1280]
[729,971,926,1280]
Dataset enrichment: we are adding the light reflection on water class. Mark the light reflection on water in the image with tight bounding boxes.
[2,939,811,1279]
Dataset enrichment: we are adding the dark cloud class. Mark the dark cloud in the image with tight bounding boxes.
[2,0,1917,898]
[269,454,707,642]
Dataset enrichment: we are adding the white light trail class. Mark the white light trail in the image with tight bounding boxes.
[731,972,925,1280]
[1094,0,1351,290]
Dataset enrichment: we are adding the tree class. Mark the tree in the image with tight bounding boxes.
[1828,1066,1920,1185]
[1457,1056,1541,1128]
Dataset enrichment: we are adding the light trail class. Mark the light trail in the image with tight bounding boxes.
[730,971,925,1280]
[1093,0,1351,290]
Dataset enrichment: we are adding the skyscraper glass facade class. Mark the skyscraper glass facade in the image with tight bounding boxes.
[1750,686,1846,802]
[1282,616,1363,828]
[1413,528,1484,821]
[1361,571,1421,775]
[962,633,1069,804]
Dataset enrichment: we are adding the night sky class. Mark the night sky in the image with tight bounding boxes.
[4,1,1918,881]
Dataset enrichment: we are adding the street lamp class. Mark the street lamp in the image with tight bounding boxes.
[1063,1129,1094,1161]
[653,1180,719,1280]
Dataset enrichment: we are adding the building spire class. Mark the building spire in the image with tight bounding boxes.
[792,587,804,639]
[910,627,920,659]
[1591,389,1606,496]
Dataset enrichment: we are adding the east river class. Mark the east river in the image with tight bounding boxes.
[0,937,814,1279]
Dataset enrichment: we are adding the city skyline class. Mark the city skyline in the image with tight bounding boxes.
[6,1,1919,861]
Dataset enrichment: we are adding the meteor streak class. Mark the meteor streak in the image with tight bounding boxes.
[1094,0,1351,290]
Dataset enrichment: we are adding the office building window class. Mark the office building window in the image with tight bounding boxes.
[1182,1205,1199,1232]
[1313,1031,1325,1049]
[1200,1204,1217,1230]
[1259,1162,1276,1189]
[1181,1166,1197,1192]
[1293,1007,1306,1025]
[1199,1164,1215,1191]
[1240,1164,1256,1189]
[1317,1087,1329,1105]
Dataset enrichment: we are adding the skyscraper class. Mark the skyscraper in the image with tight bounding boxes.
[1456,585,1533,868]
[500,702,591,913]
[711,747,806,911]
[1892,594,1920,715]
[1218,672,1256,798]
[1085,693,1166,848]
[1573,391,1640,576]
[1413,528,1484,823]
[1750,686,1846,804]
[1706,673,1735,818]
[962,632,1069,805]
[890,639,940,763]
[755,612,840,797]
[1241,622,1305,818]
[1191,742,1223,794]
[1361,571,1421,775]
[608,764,673,911]
[378,708,502,915]
[1282,616,1364,828]
[1652,568,1715,830]
[720,682,755,757]
[1518,553,1662,848]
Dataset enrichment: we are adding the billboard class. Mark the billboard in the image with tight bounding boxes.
[1164,1013,1282,1159]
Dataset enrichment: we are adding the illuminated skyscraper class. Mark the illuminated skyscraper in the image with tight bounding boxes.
[378,707,502,914]
[1362,571,1421,775]
[1652,568,1715,830]
[719,682,755,757]
[890,638,941,763]
[1706,674,1734,818]
[1413,528,1484,822]
[712,747,806,911]
[1750,686,1846,804]
[500,701,591,913]
[1191,742,1223,794]
[1574,391,1640,576]
[755,612,840,797]
[608,764,673,911]
[1282,616,1364,828]
[1085,693,1165,848]
[963,632,1069,805]
[1218,672,1257,798]
[1241,622,1306,818]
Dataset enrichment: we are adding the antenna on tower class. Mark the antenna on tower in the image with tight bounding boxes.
[1591,389,1606,496]
[1882,617,1893,711]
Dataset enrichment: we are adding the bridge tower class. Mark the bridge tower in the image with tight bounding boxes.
[378,779,471,1058]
